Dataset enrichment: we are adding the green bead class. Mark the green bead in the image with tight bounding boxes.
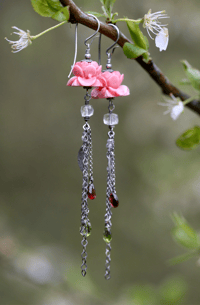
[103,229,112,243]
[80,223,92,237]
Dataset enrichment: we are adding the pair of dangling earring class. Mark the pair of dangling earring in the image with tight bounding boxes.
[67,15,130,280]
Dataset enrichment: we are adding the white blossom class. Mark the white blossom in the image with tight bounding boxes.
[143,9,169,50]
[155,28,169,51]
[158,95,184,120]
[5,27,32,53]
[155,27,169,51]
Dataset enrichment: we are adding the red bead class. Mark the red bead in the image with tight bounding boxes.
[109,193,119,208]
[88,185,96,200]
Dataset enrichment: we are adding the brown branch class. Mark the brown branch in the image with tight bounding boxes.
[60,0,200,115]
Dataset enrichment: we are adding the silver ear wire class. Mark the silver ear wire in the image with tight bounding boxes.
[68,23,78,78]
[105,24,120,71]
[84,14,100,47]
[105,24,120,56]
[84,14,100,60]
[98,33,102,65]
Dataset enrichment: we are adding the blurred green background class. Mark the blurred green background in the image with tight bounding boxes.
[1,0,200,304]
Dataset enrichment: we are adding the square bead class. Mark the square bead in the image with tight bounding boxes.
[103,113,119,126]
[81,105,94,117]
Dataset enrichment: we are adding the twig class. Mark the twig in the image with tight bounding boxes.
[60,0,200,115]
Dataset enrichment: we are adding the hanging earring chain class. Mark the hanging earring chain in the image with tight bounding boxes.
[80,120,91,277]
[103,98,119,280]
[78,88,95,277]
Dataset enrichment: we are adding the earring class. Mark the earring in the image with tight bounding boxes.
[91,24,130,280]
[67,16,103,277]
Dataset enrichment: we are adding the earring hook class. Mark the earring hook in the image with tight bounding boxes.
[106,24,120,56]
[98,33,102,65]
[68,23,78,78]
[84,14,101,61]
[84,14,100,48]
[104,24,120,71]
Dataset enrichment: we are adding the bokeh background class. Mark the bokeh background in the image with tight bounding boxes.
[1,0,200,304]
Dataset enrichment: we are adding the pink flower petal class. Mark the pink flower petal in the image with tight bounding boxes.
[92,78,105,87]
[78,61,88,70]
[67,76,77,86]
[91,61,99,69]
[78,77,96,86]
[107,74,122,88]
[97,87,109,99]
[102,71,111,79]
[73,64,84,77]
[95,75,107,87]
[109,85,130,96]
[91,87,115,99]
[91,88,100,99]
[83,65,96,78]
[76,62,82,67]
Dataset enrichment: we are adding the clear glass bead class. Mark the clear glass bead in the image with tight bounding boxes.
[81,105,94,118]
[103,113,119,126]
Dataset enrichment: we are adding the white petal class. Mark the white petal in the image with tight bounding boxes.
[155,27,169,51]
[170,102,184,120]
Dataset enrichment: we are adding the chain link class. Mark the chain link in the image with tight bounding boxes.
[108,99,115,113]
[105,243,112,280]
[84,88,91,105]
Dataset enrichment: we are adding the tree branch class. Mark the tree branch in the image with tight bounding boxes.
[60,0,200,115]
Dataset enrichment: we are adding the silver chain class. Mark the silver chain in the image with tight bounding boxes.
[104,97,117,280]
[80,122,91,277]
[88,128,94,184]
[79,88,95,277]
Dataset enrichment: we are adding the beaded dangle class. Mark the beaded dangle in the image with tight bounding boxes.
[91,24,130,280]
[67,16,103,277]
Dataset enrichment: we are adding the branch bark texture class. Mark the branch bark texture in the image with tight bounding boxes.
[60,0,200,115]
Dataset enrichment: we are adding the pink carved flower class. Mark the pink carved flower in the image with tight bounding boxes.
[91,71,130,99]
[67,61,103,87]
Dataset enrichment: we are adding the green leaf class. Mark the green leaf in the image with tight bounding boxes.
[31,0,69,21]
[105,0,116,13]
[171,213,200,249]
[51,11,65,22]
[46,0,63,11]
[31,0,57,17]
[181,60,200,91]
[60,6,70,20]
[123,42,147,59]
[159,276,188,304]
[86,11,106,17]
[126,21,148,50]
[176,126,200,150]
[51,6,69,22]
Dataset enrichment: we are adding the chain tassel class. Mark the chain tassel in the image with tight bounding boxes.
[79,88,95,277]
[103,99,119,280]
